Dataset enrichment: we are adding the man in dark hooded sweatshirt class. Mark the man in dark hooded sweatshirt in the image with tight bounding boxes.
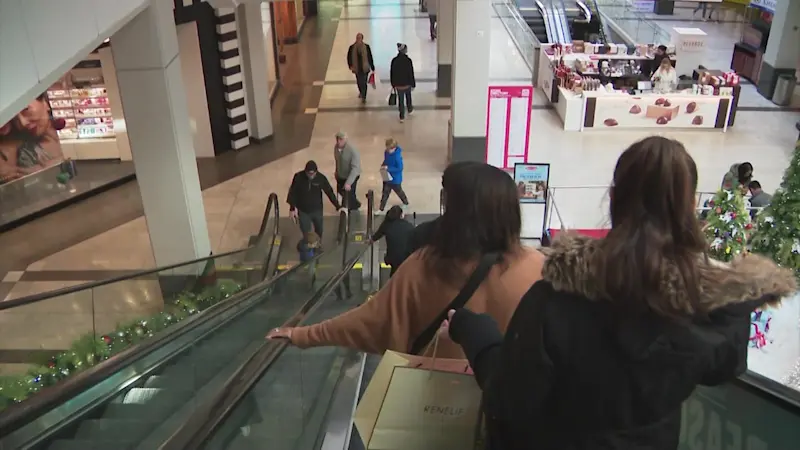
[287,160,342,238]
[390,43,416,122]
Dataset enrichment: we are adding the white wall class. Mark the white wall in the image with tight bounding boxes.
[0,0,149,126]
[260,3,278,97]
[177,23,215,158]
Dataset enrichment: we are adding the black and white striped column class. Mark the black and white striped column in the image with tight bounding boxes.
[215,8,250,150]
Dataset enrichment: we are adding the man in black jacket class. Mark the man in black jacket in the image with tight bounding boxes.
[347,33,375,104]
[287,161,342,238]
[390,43,416,122]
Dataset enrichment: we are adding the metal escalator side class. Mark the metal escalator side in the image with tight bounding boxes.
[0,204,351,450]
[549,0,572,43]
[581,0,608,44]
[159,191,378,450]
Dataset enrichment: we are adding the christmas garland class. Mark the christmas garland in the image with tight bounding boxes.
[0,278,243,411]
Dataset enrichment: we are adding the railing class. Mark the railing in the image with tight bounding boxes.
[160,237,375,450]
[551,0,573,43]
[545,186,767,235]
[492,0,539,73]
[593,0,672,44]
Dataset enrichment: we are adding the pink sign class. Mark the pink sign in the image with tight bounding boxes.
[484,86,533,169]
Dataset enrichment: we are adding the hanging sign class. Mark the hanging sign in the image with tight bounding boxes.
[749,0,776,13]
[485,86,533,169]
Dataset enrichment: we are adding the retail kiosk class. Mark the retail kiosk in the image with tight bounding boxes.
[538,42,741,132]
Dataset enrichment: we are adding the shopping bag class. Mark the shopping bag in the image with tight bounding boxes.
[354,350,483,450]
[368,71,379,89]
[388,89,397,106]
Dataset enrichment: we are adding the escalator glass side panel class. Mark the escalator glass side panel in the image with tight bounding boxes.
[202,278,371,450]
[0,249,263,416]
[5,249,346,450]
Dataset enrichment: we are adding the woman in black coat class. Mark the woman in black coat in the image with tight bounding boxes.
[445,136,797,450]
[371,205,414,276]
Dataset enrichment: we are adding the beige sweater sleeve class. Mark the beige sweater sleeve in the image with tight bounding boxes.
[291,256,426,354]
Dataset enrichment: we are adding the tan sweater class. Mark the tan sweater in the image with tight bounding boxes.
[292,247,545,359]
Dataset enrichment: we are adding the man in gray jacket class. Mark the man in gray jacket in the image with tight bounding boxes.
[334,131,362,210]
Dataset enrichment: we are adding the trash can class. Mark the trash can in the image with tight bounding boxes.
[772,74,797,106]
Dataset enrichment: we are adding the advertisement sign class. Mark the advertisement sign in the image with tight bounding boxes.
[585,95,730,130]
[632,1,654,12]
[485,86,533,170]
[0,93,65,185]
[515,163,550,240]
[749,0,777,13]
[514,163,549,204]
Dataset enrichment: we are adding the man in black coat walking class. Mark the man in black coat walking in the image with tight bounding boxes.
[287,160,342,238]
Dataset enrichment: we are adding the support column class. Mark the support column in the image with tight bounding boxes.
[758,0,800,99]
[236,1,275,141]
[450,0,492,163]
[436,0,454,98]
[111,0,211,268]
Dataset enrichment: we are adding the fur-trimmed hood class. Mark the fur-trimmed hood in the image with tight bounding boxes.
[542,234,797,314]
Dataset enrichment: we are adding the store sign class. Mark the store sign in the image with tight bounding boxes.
[679,38,706,53]
[632,0,654,12]
[749,0,777,13]
[514,163,549,204]
[485,86,533,169]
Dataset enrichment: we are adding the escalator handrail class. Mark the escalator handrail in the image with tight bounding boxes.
[159,242,374,450]
[0,193,281,312]
[260,193,281,280]
[0,242,328,438]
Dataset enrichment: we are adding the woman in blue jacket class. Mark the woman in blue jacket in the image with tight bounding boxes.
[379,138,410,212]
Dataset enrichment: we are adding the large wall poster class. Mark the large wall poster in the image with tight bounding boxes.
[0,93,65,185]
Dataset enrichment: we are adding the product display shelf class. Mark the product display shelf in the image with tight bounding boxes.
[47,87,114,141]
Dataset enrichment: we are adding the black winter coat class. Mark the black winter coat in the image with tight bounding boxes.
[390,53,416,88]
[372,217,414,267]
[287,171,340,213]
[450,234,795,450]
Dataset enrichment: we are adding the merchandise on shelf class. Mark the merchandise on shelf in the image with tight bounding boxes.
[46,86,115,140]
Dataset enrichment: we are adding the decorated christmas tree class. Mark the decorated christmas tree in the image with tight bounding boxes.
[751,141,800,276]
[704,188,753,262]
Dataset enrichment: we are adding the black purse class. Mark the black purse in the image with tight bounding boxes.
[388,89,397,106]
[409,253,501,355]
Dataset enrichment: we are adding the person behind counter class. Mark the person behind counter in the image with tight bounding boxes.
[650,45,668,76]
[651,57,677,94]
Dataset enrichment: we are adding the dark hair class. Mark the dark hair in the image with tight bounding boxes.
[738,162,753,183]
[598,136,707,318]
[749,180,762,190]
[658,45,668,52]
[385,205,404,221]
[424,162,521,285]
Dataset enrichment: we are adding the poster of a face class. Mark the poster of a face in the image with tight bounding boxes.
[514,163,550,204]
[0,94,65,185]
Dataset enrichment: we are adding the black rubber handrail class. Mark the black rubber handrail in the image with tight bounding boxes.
[0,244,323,438]
[0,193,280,312]
[159,243,373,450]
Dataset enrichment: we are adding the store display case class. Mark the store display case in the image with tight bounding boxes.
[47,87,115,141]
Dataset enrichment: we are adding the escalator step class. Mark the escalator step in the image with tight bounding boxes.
[122,388,162,404]
[102,402,174,421]
[75,418,156,440]
[48,439,137,450]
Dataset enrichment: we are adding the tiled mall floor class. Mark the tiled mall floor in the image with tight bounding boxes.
[0,0,799,362]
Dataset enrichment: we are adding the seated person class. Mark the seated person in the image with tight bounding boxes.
[371,205,414,276]
[297,231,321,263]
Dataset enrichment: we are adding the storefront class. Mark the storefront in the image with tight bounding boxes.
[539,42,741,132]
[261,3,281,99]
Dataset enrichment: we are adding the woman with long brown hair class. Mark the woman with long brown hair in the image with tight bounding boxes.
[446,136,797,450]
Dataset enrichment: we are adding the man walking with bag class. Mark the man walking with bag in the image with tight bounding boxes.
[347,33,375,104]
[389,43,416,123]
[334,131,362,210]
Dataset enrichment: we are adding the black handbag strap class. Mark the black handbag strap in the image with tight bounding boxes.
[409,253,501,355]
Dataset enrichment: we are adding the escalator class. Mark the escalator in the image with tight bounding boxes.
[0,192,376,450]
[523,5,548,43]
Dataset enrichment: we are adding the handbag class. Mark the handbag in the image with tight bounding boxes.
[409,253,501,355]
[388,89,397,106]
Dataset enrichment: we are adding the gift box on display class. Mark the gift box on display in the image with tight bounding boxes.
[354,350,484,450]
